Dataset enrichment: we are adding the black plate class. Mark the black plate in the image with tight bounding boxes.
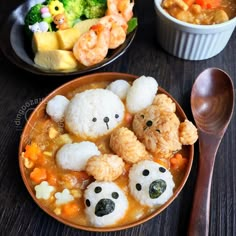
[0,0,137,76]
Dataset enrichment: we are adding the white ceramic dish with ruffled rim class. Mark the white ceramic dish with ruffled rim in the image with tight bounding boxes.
[154,0,236,60]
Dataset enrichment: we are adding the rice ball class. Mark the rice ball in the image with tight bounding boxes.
[129,160,175,207]
[126,76,158,113]
[56,142,100,171]
[106,80,131,100]
[84,181,128,227]
[46,95,69,122]
[65,89,125,138]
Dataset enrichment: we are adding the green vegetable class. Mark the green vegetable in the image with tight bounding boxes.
[60,0,87,26]
[24,3,44,36]
[127,17,138,34]
[83,0,107,19]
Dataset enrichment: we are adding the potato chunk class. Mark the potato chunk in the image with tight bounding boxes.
[32,32,59,53]
[34,50,79,71]
[213,10,229,24]
[56,28,81,50]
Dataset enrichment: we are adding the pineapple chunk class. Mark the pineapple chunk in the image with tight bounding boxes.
[34,50,79,71]
[56,28,81,50]
[32,32,59,53]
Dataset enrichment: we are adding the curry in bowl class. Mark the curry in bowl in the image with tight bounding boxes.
[161,0,236,24]
[19,73,198,231]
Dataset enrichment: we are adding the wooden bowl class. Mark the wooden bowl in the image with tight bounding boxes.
[19,72,194,232]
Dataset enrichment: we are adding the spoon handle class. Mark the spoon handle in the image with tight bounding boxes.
[188,132,221,236]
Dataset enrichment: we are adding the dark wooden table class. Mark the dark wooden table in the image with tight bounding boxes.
[0,0,235,235]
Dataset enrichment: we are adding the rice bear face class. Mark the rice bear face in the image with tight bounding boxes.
[129,160,175,207]
[65,89,125,138]
[84,181,128,227]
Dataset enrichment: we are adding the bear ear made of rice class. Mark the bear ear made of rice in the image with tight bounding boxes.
[64,89,125,139]
[84,181,128,227]
[128,160,175,207]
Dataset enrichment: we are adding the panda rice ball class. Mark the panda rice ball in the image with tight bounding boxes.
[128,160,175,207]
[84,181,128,227]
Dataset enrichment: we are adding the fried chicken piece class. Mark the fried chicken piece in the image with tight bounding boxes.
[179,119,198,145]
[110,127,151,164]
[86,154,124,181]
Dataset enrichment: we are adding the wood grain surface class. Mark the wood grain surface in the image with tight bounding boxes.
[0,0,235,235]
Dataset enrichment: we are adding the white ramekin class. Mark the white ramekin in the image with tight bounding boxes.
[154,0,236,60]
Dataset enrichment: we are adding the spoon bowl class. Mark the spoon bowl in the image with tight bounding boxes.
[191,68,234,134]
[188,68,235,236]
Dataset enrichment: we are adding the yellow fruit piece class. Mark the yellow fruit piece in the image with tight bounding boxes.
[56,28,81,50]
[73,18,100,35]
[32,32,59,53]
[34,50,79,71]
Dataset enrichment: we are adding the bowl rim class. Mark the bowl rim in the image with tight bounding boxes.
[18,72,194,232]
[154,0,236,30]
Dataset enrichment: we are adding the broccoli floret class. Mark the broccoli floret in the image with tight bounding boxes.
[84,0,107,19]
[60,0,86,26]
[24,3,44,36]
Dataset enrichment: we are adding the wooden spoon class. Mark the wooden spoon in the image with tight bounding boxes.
[188,68,235,236]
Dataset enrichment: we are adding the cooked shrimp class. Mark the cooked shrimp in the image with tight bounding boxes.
[73,24,110,66]
[106,0,134,22]
[99,15,127,49]
[86,154,125,181]
[118,0,134,22]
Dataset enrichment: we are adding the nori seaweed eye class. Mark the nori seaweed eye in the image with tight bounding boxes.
[92,117,97,122]
[112,192,119,199]
[159,167,166,173]
[142,169,149,176]
[149,180,167,199]
[146,120,153,127]
[95,199,115,217]
[104,117,109,122]
[136,183,142,191]
[115,114,119,119]
[86,199,91,207]
[95,186,102,193]
[140,114,144,118]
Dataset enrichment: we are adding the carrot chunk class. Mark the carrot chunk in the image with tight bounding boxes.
[24,142,42,161]
[170,153,188,170]
[62,202,79,217]
[30,167,47,184]
[195,0,221,9]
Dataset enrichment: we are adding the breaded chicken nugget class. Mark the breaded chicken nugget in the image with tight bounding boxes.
[86,154,124,181]
[110,127,151,163]
[179,119,198,145]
